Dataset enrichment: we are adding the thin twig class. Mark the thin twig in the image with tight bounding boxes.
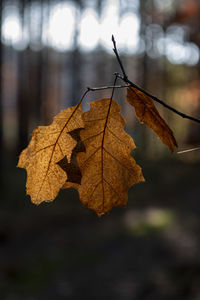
[78,84,129,106]
[177,147,200,154]
[112,35,127,80]
[87,84,129,91]
[112,35,200,125]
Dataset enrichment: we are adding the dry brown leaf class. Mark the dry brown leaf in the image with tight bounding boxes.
[77,98,145,216]
[127,87,177,152]
[17,105,84,204]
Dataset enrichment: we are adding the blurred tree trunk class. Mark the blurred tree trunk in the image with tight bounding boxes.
[70,6,82,105]
[139,0,149,153]
[40,0,61,125]
[140,0,149,90]
[35,0,44,123]
[17,0,30,153]
[0,0,3,172]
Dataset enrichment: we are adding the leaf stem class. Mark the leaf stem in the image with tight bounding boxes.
[78,89,90,106]
[110,76,118,100]
[112,35,200,125]
[101,75,118,211]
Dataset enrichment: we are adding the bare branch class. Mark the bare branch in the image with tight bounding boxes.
[112,36,200,125]
[112,35,127,80]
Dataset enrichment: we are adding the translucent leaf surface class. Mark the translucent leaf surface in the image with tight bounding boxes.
[77,98,145,216]
[127,87,177,152]
[17,105,84,204]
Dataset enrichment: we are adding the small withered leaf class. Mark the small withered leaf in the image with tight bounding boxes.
[126,87,177,152]
[58,128,85,187]
[57,156,82,185]
[17,105,84,204]
[58,128,85,189]
[68,128,86,153]
[77,98,145,216]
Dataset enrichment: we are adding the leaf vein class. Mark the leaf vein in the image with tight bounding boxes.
[82,146,101,166]
[103,147,133,174]
[107,127,130,146]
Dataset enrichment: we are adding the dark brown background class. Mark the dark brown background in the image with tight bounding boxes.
[0,0,200,299]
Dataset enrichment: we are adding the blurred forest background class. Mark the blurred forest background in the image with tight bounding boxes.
[0,0,200,299]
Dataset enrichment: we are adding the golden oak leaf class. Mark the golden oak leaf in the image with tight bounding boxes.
[77,98,145,216]
[126,87,177,152]
[17,105,84,204]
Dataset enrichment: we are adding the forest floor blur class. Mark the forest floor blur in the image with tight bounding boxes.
[0,154,200,300]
